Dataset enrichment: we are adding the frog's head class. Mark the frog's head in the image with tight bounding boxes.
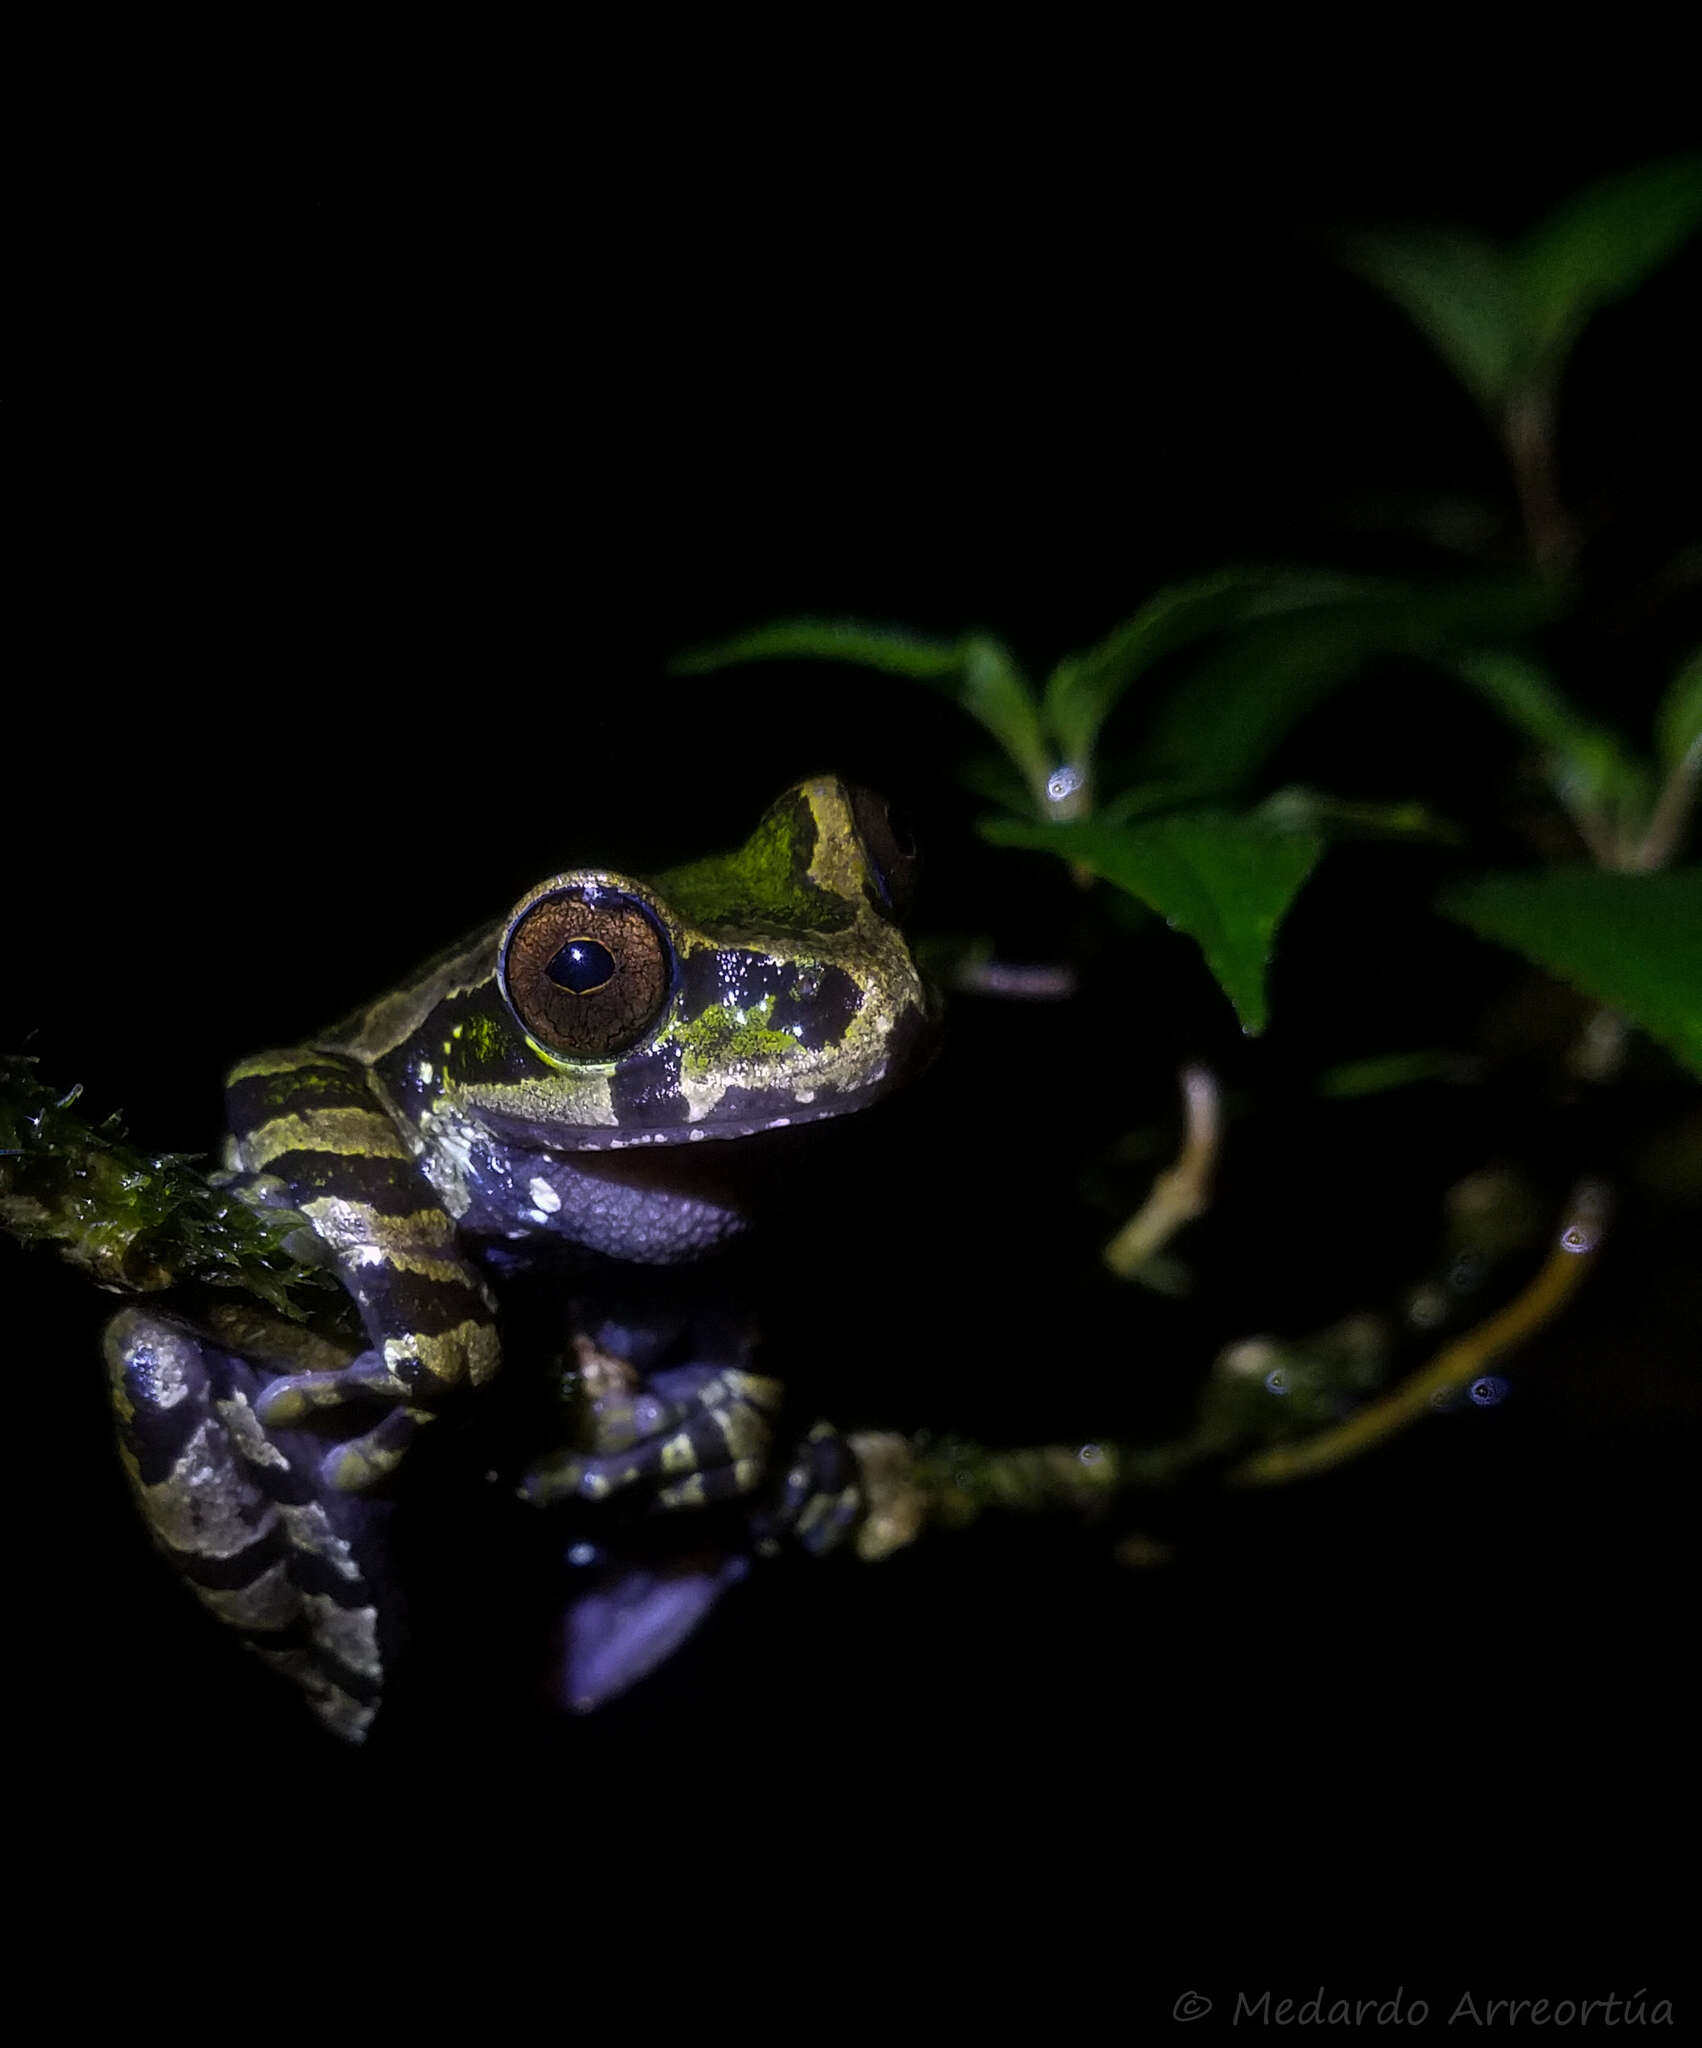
[433,776,935,1154]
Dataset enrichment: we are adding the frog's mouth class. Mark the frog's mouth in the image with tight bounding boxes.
[503,1114,878,1266]
[558,1115,841,1197]
[554,1084,901,1152]
[467,1003,936,1264]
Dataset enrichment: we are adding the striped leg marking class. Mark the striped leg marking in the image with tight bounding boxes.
[520,1367,785,1511]
[226,1048,500,1493]
[105,1307,391,1741]
[760,1420,864,1556]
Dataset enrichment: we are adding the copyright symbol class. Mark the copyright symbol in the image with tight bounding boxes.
[1173,1991,1212,2021]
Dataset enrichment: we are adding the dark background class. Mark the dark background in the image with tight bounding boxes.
[8,114,1698,1995]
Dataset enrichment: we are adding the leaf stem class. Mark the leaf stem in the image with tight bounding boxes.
[1103,1065,1221,1280]
[1631,736,1701,871]
[1504,383,1578,577]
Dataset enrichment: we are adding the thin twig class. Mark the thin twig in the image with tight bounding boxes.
[1504,384,1578,578]
[1227,1180,1610,1487]
[1103,1064,1221,1280]
[1631,736,1700,872]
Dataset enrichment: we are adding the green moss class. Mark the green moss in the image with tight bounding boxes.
[656,792,849,935]
[675,997,799,1078]
[0,1054,350,1322]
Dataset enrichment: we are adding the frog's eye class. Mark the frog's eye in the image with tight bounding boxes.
[501,886,672,1060]
[848,784,921,919]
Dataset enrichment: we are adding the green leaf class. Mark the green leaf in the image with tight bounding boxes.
[1040,571,1368,769]
[668,619,1052,807]
[1256,788,1461,845]
[1138,577,1554,794]
[1440,868,1702,1079]
[1341,229,1524,410]
[955,752,1035,816]
[1137,611,1376,791]
[1096,778,1213,825]
[1455,653,1642,796]
[1516,157,1702,367]
[668,618,964,680]
[1314,488,1507,556]
[1454,652,1649,843]
[1656,646,1702,775]
[957,636,1053,806]
[1314,1050,1463,1099]
[982,810,1324,1033]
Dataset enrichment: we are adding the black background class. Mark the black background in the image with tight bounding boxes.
[8,104,1699,2000]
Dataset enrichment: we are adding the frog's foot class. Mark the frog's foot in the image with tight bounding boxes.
[756,1420,864,1557]
[254,1349,422,1424]
[104,1306,391,1741]
[252,1352,440,1492]
[520,1366,784,1511]
[318,1406,434,1492]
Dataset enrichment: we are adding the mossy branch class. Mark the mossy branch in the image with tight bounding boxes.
[0,1053,351,1326]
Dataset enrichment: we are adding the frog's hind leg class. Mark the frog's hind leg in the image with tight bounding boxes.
[105,1307,392,1741]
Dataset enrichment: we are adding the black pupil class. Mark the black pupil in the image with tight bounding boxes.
[545,938,616,994]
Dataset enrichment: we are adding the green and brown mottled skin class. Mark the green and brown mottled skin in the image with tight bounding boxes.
[106,778,933,1738]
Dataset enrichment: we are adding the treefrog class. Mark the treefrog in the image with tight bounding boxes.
[105,777,932,1739]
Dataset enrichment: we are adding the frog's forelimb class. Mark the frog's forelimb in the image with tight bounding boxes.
[761,1419,864,1556]
[520,1368,864,1556]
[225,1048,500,1492]
[520,1364,783,1510]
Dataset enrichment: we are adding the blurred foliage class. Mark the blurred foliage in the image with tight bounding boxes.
[675,572,1560,1032]
[676,156,1701,1076]
[1443,870,1702,1078]
[664,157,1700,1507]
[1341,159,1702,412]
[1658,647,1702,778]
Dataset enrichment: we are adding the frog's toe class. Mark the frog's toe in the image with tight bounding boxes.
[254,1374,327,1426]
[255,1351,410,1425]
[520,1452,589,1508]
[257,1368,373,1425]
[765,1421,864,1556]
[652,1453,769,1509]
[554,1432,769,1509]
[320,1408,429,1492]
[520,1388,775,1509]
[793,1482,863,1555]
